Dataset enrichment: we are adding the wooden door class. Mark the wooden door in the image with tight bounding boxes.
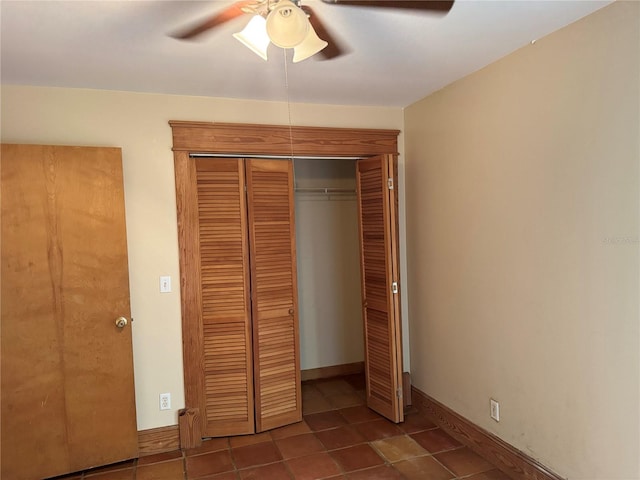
[1,144,138,480]
[356,154,404,423]
[193,158,255,436]
[246,159,302,432]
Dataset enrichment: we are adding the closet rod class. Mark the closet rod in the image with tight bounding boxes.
[294,187,356,194]
[190,153,365,160]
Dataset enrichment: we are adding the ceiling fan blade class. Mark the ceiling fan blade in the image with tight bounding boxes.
[172,1,254,40]
[301,5,349,60]
[321,0,454,13]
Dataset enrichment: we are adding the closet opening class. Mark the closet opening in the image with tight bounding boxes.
[293,158,365,385]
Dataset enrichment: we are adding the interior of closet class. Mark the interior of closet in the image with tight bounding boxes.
[293,159,365,374]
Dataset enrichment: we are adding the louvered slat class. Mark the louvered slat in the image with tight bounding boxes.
[356,155,404,423]
[195,158,254,436]
[246,159,302,432]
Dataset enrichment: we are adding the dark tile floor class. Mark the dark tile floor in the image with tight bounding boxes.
[56,374,512,479]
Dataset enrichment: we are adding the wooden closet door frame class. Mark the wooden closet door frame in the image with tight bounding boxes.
[171,122,400,442]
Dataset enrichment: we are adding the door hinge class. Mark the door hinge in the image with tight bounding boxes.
[392,281,398,294]
[387,177,394,190]
[396,387,403,398]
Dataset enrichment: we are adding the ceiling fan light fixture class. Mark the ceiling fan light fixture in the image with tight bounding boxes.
[233,14,270,60]
[292,24,328,63]
[266,0,309,48]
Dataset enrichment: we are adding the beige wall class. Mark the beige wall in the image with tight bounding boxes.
[0,85,406,431]
[404,2,639,478]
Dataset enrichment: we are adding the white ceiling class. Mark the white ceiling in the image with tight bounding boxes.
[1,0,612,108]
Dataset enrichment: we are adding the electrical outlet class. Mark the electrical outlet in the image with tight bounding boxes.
[160,392,171,411]
[490,398,500,422]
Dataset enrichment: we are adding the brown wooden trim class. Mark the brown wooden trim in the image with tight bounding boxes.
[169,121,400,156]
[402,372,411,407]
[301,362,365,381]
[137,425,180,457]
[411,386,565,480]
[174,151,206,434]
[178,408,202,450]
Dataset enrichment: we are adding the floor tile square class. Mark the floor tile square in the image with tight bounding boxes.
[434,447,495,477]
[286,452,341,480]
[392,456,454,480]
[270,421,312,440]
[464,469,513,480]
[342,373,366,390]
[275,433,326,459]
[85,469,134,480]
[185,437,230,456]
[303,395,334,415]
[398,412,438,434]
[186,450,234,478]
[85,460,135,476]
[314,425,366,450]
[329,444,384,472]
[196,471,239,480]
[315,379,356,396]
[229,432,272,448]
[410,428,462,454]
[371,435,427,462]
[354,419,403,441]
[232,441,282,469]
[326,392,365,409]
[238,461,293,479]
[339,405,382,424]
[304,411,347,431]
[346,465,404,480]
[137,459,183,480]
[137,450,183,466]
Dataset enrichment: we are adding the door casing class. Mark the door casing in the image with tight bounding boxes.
[170,122,403,440]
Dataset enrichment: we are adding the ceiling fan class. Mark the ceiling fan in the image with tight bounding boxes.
[172,0,454,62]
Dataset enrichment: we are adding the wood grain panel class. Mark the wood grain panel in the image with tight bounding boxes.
[195,158,254,436]
[138,426,180,456]
[169,121,400,157]
[412,387,565,480]
[356,155,404,423]
[246,159,302,432]
[1,144,138,479]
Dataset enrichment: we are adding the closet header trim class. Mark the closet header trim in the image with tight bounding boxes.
[170,121,400,157]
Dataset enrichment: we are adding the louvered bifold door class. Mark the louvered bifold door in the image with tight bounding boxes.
[356,155,404,423]
[246,159,302,432]
[195,158,255,436]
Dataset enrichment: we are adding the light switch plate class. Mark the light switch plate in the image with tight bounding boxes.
[160,276,171,293]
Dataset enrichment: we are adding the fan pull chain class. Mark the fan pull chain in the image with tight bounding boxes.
[283,49,297,184]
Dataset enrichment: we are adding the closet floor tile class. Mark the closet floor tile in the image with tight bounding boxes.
[304,411,348,431]
[314,425,367,450]
[353,419,404,441]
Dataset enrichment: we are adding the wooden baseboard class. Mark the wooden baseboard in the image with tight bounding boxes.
[138,425,180,456]
[301,361,364,381]
[411,386,565,480]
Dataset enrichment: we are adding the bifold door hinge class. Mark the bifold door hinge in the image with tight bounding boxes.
[387,178,394,190]
[396,387,403,398]
[392,282,398,294]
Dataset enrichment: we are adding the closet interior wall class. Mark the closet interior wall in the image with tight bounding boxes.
[294,159,365,372]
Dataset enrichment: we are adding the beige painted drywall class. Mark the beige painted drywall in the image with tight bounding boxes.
[404,2,639,478]
[294,159,364,370]
[0,85,406,430]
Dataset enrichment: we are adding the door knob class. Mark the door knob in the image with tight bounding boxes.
[288,308,294,316]
[115,316,128,329]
